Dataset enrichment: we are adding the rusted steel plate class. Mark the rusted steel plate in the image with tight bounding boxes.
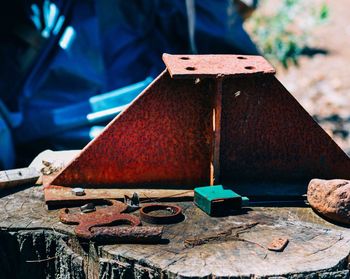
[49,71,213,188]
[44,185,193,207]
[162,53,275,78]
[220,74,350,185]
[46,54,350,206]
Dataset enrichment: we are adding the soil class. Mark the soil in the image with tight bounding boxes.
[248,0,350,154]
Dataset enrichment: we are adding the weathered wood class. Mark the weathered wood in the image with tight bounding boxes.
[0,185,349,278]
[28,150,195,207]
[0,229,85,279]
[0,167,39,190]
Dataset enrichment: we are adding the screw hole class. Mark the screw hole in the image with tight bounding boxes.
[186,66,196,71]
[180,57,190,60]
[237,56,247,60]
[245,66,255,70]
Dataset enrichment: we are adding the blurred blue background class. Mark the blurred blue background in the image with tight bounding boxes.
[0,0,259,169]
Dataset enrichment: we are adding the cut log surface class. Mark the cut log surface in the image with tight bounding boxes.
[0,185,350,279]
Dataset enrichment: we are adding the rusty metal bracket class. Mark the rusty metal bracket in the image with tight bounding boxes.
[45,53,350,206]
[59,200,163,243]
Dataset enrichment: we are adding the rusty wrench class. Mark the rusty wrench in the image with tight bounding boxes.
[59,200,162,242]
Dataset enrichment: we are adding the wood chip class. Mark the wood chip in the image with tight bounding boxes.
[267,237,289,252]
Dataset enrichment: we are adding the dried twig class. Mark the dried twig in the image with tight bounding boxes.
[26,256,57,263]
[184,222,262,248]
[141,190,193,203]
[307,234,343,256]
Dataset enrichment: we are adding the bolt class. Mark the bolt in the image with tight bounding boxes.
[72,187,85,196]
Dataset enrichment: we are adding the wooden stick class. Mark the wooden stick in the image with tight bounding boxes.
[0,167,40,190]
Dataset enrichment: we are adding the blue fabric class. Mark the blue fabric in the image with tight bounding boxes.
[10,0,259,156]
[0,116,14,169]
[23,0,258,113]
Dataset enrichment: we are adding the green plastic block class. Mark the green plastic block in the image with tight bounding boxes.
[194,185,249,216]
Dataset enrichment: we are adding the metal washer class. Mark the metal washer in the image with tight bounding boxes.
[140,204,184,224]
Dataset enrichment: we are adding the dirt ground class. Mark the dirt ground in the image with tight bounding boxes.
[248,0,350,154]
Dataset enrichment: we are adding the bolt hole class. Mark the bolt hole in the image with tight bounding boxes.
[237,56,247,60]
[180,57,190,60]
[245,66,255,70]
[186,66,196,71]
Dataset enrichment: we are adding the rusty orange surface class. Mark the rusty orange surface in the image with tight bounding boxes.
[162,53,275,78]
[220,74,350,184]
[50,70,213,188]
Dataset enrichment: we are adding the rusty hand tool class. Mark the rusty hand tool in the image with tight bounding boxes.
[90,226,163,243]
[140,204,184,224]
[59,200,163,242]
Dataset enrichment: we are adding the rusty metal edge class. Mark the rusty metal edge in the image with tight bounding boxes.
[44,185,194,209]
[162,53,276,79]
[45,71,168,188]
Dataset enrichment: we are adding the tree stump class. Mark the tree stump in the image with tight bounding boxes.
[0,185,349,278]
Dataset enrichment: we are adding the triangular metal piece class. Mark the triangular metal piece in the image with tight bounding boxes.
[45,54,350,205]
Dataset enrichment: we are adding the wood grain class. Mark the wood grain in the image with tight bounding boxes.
[0,167,39,190]
[0,185,349,278]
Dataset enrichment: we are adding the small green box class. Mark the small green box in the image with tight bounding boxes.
[194,185,249,216]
